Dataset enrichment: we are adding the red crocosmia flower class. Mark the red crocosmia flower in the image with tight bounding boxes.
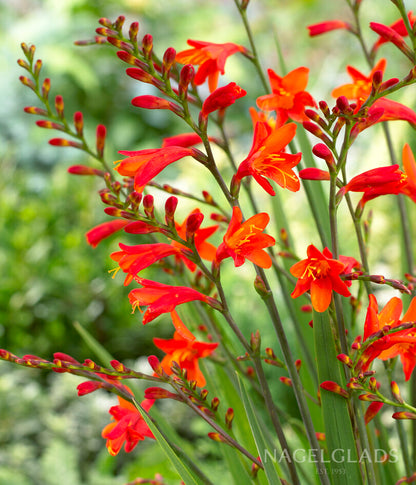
[307,20,353,37]
[290,245,351,312]
[359,295,416,380]
[176,40,247,92]
[200,82,247,119]
[256,67,316,123]
[111,243,180,285]
[401,143,416,203]
[171,209,219,271]
[115,146,197,193]
[215,206,275,268]
[86,219,130,248]
[234,122,302,195]
[339,165,407,206]
[371,12,416,52]
[162,133,204,148]
[102,391,155,455]
[128,278,219,324]
[332,59,416,128]
[153,311,218,387]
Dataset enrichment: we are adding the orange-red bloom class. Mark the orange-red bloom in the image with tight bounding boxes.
[339,164,407,207]
[234,122,302,195]
[86,219,130,248]
[290,245,352,312]
[102,391,155,456]
[215,206,275,268]
[115,146,199,193]
[358,295,416,380]
[257,67,316,123]
[307,20,353,37]
[128,278,219,324]
[401,143,416,203]
[371,12,416,52]
[153,311,218,387]
[176,40,247,92]
[332,59,416,127]
[200,82,246,119]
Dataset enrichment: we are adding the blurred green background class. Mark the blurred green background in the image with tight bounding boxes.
[1,0,415,484]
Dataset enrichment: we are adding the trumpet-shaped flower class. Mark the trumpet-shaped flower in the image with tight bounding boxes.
[153,311,218,387]
[215,206,275,268]
[290,245,352,312]
[102,391,155,455]
[176,40,247,92]
[234,121,301,195]
[86,219,130,248]
[332,59,416,127]
[115,146,198,193]
[339,165,407,206]
[358,295,416,380]
[128,278,220,324]
[307,20,353,37]
[257,67,316,123]
[371,12,416,52]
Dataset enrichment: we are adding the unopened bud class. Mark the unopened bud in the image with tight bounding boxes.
[148,355,163,374]
[186,211,204,239]
[312,143,335,167]
[250,330,261,353]
[253,275,270,297]
[320,380,349,398]
[96,124,106,157]
[211,396,220,411]
[165,196,178,226]
[143,194,155,219]
[319,100,330,119]
[162,47,176,77]
[391,381,403,403]
[129,21,139,43]
[42,78,51,99]
[337,353,352,367]
[392,411,416,420]
[280,377,293,387]
[295,359,302,372]
[142,34,153,59]
[225,407,234,429]
[55,95,64,118]
[303,121,332,145]
[113,15,125,32]
[73,111,84,136]
[179,64,195,97]
[19,76,36,91]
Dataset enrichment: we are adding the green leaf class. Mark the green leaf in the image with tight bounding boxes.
[134,399,213,485]
[237,374,283,485]
[73,320,114,366]
[313,309,363,484]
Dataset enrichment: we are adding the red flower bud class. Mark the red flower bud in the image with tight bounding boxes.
[129,21,139,43]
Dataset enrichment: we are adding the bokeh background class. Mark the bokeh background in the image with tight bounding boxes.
[1,1,415,483]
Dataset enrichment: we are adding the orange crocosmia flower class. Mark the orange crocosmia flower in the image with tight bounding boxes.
[111,243,180,285]
[332,59,416,128]
[153,311,218,387]
[215,206,275,268]
[256,67,316,123]
[290,245,351,312]
[102,392,155,456]
[359,295,416,381]
[401,143,416,203]
[115,146,197,193]
[128,278,219,324]
[234,121,302,195]
[176,40,247,92]
[332,58,386,105]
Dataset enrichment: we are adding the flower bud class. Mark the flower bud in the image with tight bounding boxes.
[55,95,64,118]
[225,408,234,429]
[320,380,349,398]
[96,124,106,157]
[211,396,220,411]
[42,78,51,99]
[179,64,195,97]
[143,194,155,219]
[186,211,204,239]
[165,196,178,226]
[73,111,84,136]
[280,377,293,387]
[142,34,153,59]
[129,21,139,43]
[114,15,125,32]
[162,47,176,77]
